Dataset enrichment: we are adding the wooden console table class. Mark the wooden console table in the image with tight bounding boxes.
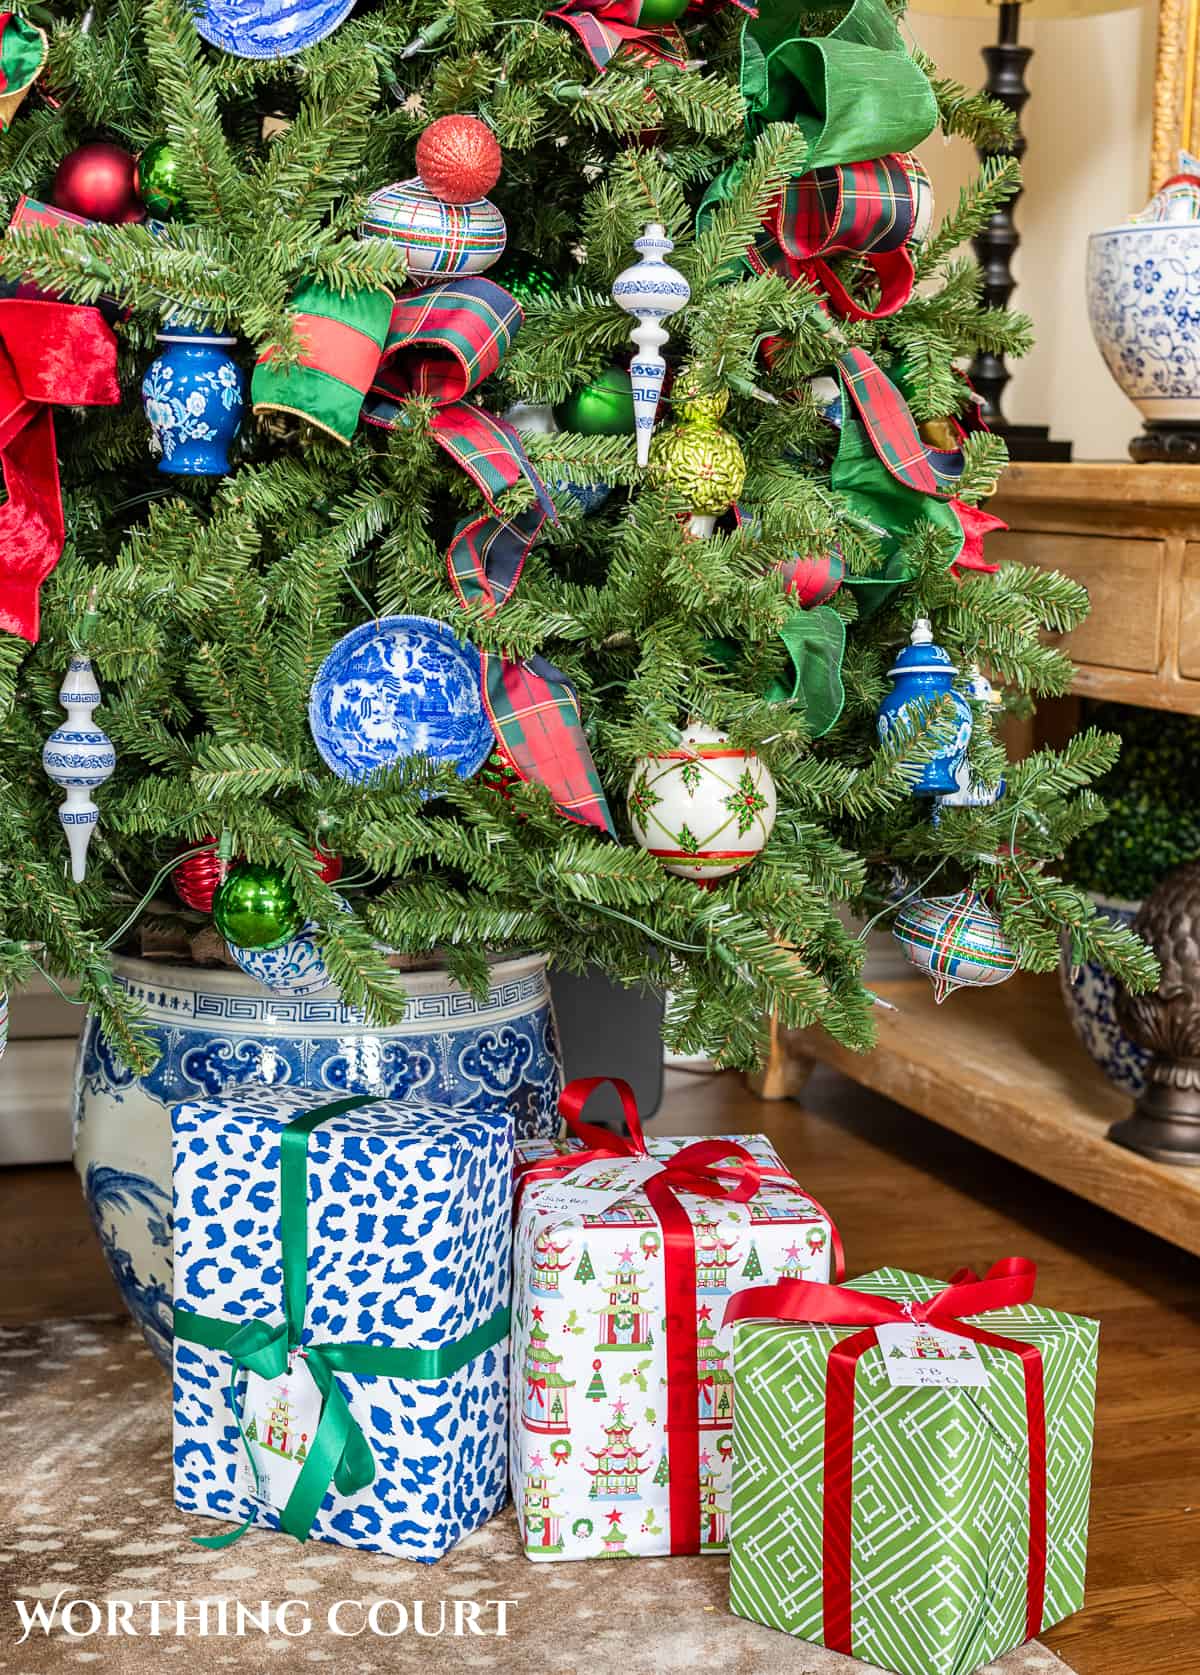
[757,462,1200,1257]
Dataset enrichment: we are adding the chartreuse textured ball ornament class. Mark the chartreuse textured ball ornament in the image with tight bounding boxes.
[627,722,776,882]
[136,138,185,218]
[415,114,502,204]
[555,366,636,436]
[212,862,303,951]
[648,374,745,529]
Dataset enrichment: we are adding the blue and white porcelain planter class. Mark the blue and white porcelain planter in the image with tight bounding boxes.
[1087,220,1200,424]
[1057,894,1149,1100]
[73,951,562,1365]
[141,326,244,475]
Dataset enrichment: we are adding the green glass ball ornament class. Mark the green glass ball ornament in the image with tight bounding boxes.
[635,0,690,23]
[494,250,559,306]
[136,138,185,220]
[555,366,636,437]
[211,862,302,951]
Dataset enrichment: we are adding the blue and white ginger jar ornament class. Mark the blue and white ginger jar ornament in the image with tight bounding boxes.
[42,655,115,882]
[612,222,690,468]
[893,887,1017,1004]
[141,322,244,476]
[877,618,973,796]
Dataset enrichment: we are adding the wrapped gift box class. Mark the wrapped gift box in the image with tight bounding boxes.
[172,1085,512,1561]
[727,1265,1099,1675]
[511,1129,838,1560]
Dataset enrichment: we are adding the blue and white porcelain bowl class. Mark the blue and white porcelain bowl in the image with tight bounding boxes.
[1057,894,1149,1100]
[1087,220,1200,423]
[194,0,356,58]
[73,951,562,1364]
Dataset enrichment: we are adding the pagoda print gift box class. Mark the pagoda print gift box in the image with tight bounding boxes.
[172,1086,512,1561]
[725,1262,1099,1675]
[511,1077,842,1562]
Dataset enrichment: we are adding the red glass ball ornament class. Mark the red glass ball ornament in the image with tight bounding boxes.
[173,838,227,914]
[780,550,845,607]
[53,141,144,223]
[313,844,343,884]
[415,115,502,205]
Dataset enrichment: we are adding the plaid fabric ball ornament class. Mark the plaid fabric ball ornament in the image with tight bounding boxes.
[892,888,1017,1003]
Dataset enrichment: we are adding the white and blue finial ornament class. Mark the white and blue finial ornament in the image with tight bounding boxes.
[876,618,973,797]
[42,617,115,883]
[611,223,690,467]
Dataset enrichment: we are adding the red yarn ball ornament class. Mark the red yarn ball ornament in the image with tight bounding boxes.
[173,838,228,914]
[415,116,502,205]
[53,141,144,224]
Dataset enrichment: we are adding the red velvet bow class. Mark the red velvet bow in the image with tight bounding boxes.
[724,1258,1047,1657]
[0,299,120,641]
[517,1076,843,1553]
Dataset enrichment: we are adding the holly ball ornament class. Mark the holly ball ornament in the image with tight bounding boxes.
[627,722,777,882]
[648,374,745,528]
[211,862,302,951]
[54,141,143,223]
[415,114,502,204]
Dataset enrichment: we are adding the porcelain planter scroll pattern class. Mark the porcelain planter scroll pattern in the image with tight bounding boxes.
[1087,224,1200,422]
[73,952,562,1365]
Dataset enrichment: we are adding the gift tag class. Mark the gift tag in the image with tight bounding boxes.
[526,1156,665,1223]
[235,1354,323,1512]
[875,1323,990,1388]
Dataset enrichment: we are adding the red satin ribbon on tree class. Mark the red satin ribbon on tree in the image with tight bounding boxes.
[723,1258,1048,1657]
[0,299,120,641]
[516,1075,844,1553]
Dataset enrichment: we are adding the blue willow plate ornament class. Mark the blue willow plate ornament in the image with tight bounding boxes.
[194,0,356,58]
[308,615,495,787]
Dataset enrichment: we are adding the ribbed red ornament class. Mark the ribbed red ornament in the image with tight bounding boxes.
[313,845,343,884]
[173,838,227,913]
[415,116,502,205]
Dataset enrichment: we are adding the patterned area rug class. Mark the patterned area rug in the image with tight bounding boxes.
[0,1318,1078,1675]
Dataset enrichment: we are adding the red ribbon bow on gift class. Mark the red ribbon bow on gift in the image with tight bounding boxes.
[0,299,120,641]
[724,1258,1047,1657]
[517,1075,844,1553]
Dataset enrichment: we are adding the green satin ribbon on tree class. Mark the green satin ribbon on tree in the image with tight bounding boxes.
[173,1093,510,1549]
[766,605,846,735]
[834,416,964,616]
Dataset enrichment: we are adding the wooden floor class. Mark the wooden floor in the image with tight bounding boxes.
[3,1065,1199,1675]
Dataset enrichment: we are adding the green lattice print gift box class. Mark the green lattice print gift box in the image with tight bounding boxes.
[727,1266,1098,1675]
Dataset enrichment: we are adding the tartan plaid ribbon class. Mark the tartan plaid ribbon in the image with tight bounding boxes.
[836,347,959,499]
[362,278,616,836]
[748,156,919,322]
[547,0,753,72]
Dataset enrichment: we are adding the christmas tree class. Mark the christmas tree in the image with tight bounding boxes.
[742,1241,763,1281]
[0,0,1156,1070]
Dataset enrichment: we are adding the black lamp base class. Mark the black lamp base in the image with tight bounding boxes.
[1129,423,1200,464]
[994,422,1073,464]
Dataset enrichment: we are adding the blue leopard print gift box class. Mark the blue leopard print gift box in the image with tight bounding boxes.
[171,1085,513,1561]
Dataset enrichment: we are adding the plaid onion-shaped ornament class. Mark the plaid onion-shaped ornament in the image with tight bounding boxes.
[892,888,1017,1003]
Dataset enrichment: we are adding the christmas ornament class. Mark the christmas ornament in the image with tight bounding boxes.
[555,365,635,437]
[0,13,47,131]
[42,654,115,883]
[53,142,142,223]
[414,115,502,204]
[892,888,1017,1003]
[648,375,746,536]
[478,745,521,800]
[627,722,776,881]
[142,325,244,475]
[939,667,1005,809]
[781,549,844,607]
[227,920,334,995]
[901,151,934,248]
[135,138,185,219]
[635,0,690,19]
[611,222,690,466]
[193,0,354,58]
[252,280,392,445]
[361,178,506,279]
[0,296,120,641]
[809,374,842,427]
[172,837,228,913]
[308,616,495,787]
[493,250,558,305]
[504,401,612,514]
[919,414,960,452]
[314,844,343,884]
[876,619,973,796]
[211,862,302,952]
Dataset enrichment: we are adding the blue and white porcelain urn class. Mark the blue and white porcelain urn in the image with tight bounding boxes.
[876,618,973,796]
[141,323,244,475]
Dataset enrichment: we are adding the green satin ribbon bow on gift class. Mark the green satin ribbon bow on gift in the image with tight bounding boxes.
[173,1094,510,1549]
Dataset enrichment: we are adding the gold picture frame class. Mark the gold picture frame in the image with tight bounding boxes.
[1152,0,1200,190]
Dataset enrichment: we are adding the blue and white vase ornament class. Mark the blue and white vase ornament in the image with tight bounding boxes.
[876,618,973,796]
[892,887,1018,1004]
[611,223,690,468]
[42,654,115,883]
[503,401,611,514]
[938,665,1006,810]
[141,323,244,476]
